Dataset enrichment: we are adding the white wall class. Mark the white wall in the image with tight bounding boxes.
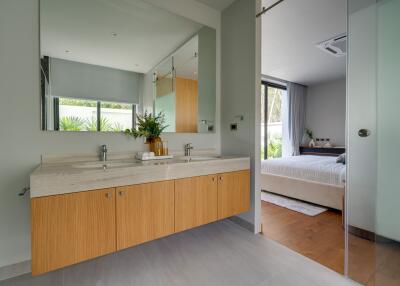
[0,0,221,269]
[306,79,346,146]
[221,0,261,232]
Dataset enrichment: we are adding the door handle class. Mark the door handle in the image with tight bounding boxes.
[105,192,112,199]
[358,129,370,138]
[118,191,125,197]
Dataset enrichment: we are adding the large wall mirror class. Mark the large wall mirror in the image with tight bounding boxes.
[40,0,216,133]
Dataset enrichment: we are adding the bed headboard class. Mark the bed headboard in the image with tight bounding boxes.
[299,146,345,157]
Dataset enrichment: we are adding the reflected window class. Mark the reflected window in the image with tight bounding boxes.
[54,97,135,132]
[100,102,133,132]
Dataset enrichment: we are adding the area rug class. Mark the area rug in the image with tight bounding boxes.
[261,191,328,216]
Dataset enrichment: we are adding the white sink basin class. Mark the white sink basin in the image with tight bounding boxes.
[72,161,136,169]
[180,156,221,162]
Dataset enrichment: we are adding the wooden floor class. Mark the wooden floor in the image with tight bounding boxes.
[261,200,345,274]
[261,200,400,286]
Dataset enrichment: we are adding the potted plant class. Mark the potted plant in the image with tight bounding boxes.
[305,128,315,147]
[125,111,168,155]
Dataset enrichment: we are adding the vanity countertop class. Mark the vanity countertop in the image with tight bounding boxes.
[30,156,250,198]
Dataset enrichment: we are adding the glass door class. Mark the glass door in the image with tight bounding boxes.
[261,81,286,160]
[346,0,400,284]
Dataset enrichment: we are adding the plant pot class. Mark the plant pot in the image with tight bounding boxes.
[147,137,163,156]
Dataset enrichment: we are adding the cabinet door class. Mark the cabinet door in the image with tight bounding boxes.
[31,188,116,275]
[217,170,250,219]
[116,181,175,250]
[175,175,218,232]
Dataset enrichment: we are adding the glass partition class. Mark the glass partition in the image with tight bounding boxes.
[154,57,175,132]
[346,0,400,285]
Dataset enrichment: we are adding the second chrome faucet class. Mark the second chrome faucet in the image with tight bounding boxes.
[100,144,108,162]
[184,143,194,156]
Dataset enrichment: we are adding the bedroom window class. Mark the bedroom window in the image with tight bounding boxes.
[261,81,286,160]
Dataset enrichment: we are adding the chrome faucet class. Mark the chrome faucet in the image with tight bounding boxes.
[100,145,108,162]
[184,143,193,157]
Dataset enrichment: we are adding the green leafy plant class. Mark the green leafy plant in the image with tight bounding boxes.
[109,122,125,132]
[125,111,168,141]
[84,117,112,131]
[267,137,282,159]
[59,116,85,131]
[306,128,314,140]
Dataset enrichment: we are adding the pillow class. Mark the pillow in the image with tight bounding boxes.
[336,153,346,164]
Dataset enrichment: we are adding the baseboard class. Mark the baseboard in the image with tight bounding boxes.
[229,216,255,232]
[0,260,31,281]
[348,225,400,244]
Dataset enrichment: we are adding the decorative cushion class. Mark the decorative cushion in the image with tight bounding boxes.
[336,153,346,164]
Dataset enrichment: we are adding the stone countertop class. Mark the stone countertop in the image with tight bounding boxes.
[30,156,250,198]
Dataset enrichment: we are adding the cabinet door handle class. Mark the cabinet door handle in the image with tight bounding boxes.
[212,177,215,182]
[105,192,112,199]
[118,191,125,196]
[219,176,223,181]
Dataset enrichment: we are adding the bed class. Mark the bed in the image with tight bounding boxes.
[261,155,346,210]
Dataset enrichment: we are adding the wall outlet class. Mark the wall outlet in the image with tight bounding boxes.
[230,123,238,131]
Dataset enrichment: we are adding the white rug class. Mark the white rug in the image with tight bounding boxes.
[261,191,328,216]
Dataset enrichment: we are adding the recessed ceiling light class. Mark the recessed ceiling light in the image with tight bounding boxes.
[65,50,71,53]
[111,32,118,37]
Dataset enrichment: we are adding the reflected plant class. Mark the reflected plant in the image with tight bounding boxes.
[85,117,112,131]
[59,116,85,131]
[109,122,125,132]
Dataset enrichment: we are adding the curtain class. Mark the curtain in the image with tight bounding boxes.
[286,82,307,156]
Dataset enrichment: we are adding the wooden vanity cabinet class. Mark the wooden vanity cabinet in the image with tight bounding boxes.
[217,170,250,219]
[31,170,249,275]
[31,188,116,275]
[116,180,175,250]
[175,174,218,232]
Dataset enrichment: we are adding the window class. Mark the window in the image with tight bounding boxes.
[100,102,133,132]
[261,82,286,160]
[54,97,136,132]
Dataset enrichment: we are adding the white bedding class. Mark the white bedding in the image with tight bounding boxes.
[261,155,346,187]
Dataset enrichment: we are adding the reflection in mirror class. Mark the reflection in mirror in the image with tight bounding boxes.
[155,58,175,132]
[40,0,216,133]
[154,27,216,133]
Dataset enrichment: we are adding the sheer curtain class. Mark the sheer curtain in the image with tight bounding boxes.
[284,82,307,156]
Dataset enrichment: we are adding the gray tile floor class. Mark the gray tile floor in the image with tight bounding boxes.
[0,220,358,286]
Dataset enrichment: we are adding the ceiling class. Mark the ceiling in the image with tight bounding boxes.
[40,0,202,73]
[261,0,347,86]
[194,0,235,11]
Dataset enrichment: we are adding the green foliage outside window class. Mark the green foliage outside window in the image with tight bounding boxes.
[59,98,131,110]
[267,137,282,159]
[59,116,126,132]
[59,116,85,131]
